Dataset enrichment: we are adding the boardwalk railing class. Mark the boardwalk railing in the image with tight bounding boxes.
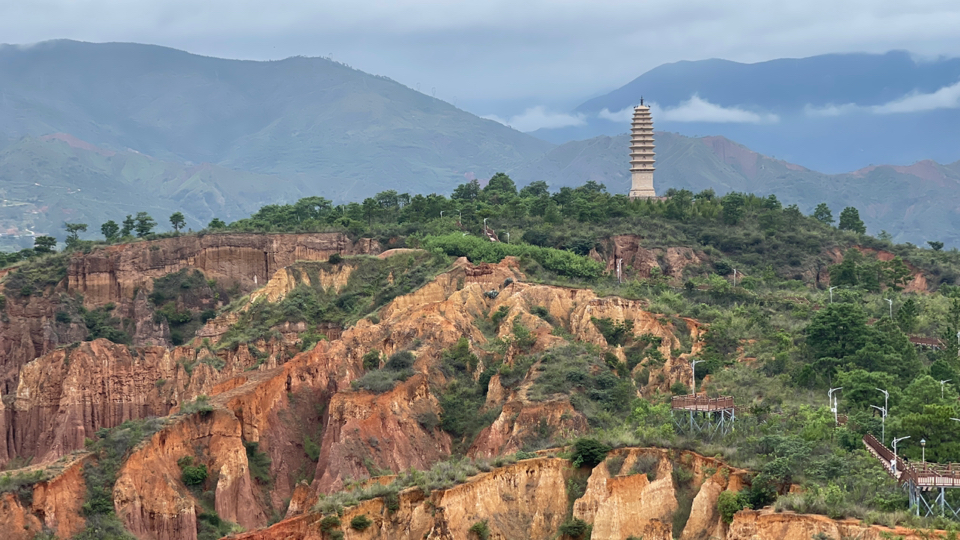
[863,434,960,487]
[671,394,734,412]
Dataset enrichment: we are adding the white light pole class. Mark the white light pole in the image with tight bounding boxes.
[829,286,837,303]
[828,387,842,425]
[690,359,703,395]
[940,379,952,399]
[892,436,910,474]
[886,298,893,319]
[921,438,926,465]
[483,218,487,231]
[617,258,623,284]
[871,404,887,445]
[877,387,890,444]
[733,269,738,287]
[440,211,444,219]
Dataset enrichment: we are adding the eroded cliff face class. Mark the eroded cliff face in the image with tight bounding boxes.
[66,233,380,307]
[226,449,755,540]
[596,235,706,282]
[0,453,89,540]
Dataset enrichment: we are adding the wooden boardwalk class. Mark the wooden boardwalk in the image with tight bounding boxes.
[671,394,734,412]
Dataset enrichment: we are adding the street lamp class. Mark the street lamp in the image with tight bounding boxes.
[505,232,509,244]
[733,269,738,287]
[940,379,952,399]
[828,387,842,425]
[921,438,926,465]
[829,286,837,303]
[886,298,893,319]
[892,436,910,474]
[440,211,444,219]
[871,404,887,445]
[690,359,703,395]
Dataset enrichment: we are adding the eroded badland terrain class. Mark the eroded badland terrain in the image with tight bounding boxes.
[0,231,951,540]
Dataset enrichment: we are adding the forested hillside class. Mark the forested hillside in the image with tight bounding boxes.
[2,177,959,538]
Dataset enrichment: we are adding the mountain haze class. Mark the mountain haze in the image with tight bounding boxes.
[0,40,551,199]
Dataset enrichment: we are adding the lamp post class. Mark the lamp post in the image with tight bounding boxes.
[892,436,910,475]
[886,298,893,319]
[690,359,703,395]
[505,232,509,244]
[940,379,952,399]
[828,387,842,425]
[733,269,738,288]
[871,404,887,445]
[921,438,926,465]
[829,286,837,303]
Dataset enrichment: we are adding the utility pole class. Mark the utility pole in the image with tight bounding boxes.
[690,359,703,395]
[828,387,842,425]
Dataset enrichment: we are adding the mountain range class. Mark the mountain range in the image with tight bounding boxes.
[0,40,958,249]
[533,51,960,174]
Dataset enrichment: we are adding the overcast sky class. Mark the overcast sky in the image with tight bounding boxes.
[3,0,960,122]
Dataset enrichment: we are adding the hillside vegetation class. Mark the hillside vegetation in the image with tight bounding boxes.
[3,176,960,537]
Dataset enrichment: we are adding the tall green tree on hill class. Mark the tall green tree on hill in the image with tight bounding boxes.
[64,222,88,249]
[121,215,135,237]
[134,212,157,238]
[838,207,866,234]
[813,203,834,224]
[33,235,57,254]
[169,212,186,234]
[101,220,120,242]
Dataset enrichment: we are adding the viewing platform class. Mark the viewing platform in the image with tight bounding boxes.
[863,433,960,518]
[671,394,735,437]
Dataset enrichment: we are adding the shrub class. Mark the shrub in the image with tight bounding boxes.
[304,435,321,462]
[630,455,659,481]
[605,454,626,476]
[718,490,750,523]
[328,253,343,265]
[491,305,510,327]
[383,490,401,513]
[350,514,372,531]
[670,381,690,395]
[319,515,341,532]
[181,395,214,415]
[469,520,491,540]
[181,463,208,487]
[352,369,412,393]
[558,518,591,538]
[55,311,72,323]
[245,441,272,484]
[571,438,610,469]
[384,350,415,370]
[362,350,381,370]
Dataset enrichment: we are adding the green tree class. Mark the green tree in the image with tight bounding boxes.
[207,218,227,230]
[134,212,156,238]
[100,220,120,242]
[64,222,88,249]
[33,235,57,254]
[482,172,517,204]
[812,203,834,224]
[169,212,186,233]
[452,179,481,201]
[519,180,550,199]
[806,303,871,360]
[896,297,920,333]
[721,193,746,225]
[838,207,866,234]
[121,215,135,237]
[881,257,913,291]
[927,241,944,251]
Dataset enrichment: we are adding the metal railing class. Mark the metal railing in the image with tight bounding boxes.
[863,434,960,487]
[671,394,734,412]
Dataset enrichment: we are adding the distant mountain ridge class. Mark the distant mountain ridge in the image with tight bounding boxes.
[532,51,960,174]
[0,40,551,199]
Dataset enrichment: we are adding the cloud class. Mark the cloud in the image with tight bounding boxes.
[597,97,778,124]
[657,96,779,123]
[482,106,585,132]
[598,107,634,123]
[804,80,960,116]
[872,80,960,113]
